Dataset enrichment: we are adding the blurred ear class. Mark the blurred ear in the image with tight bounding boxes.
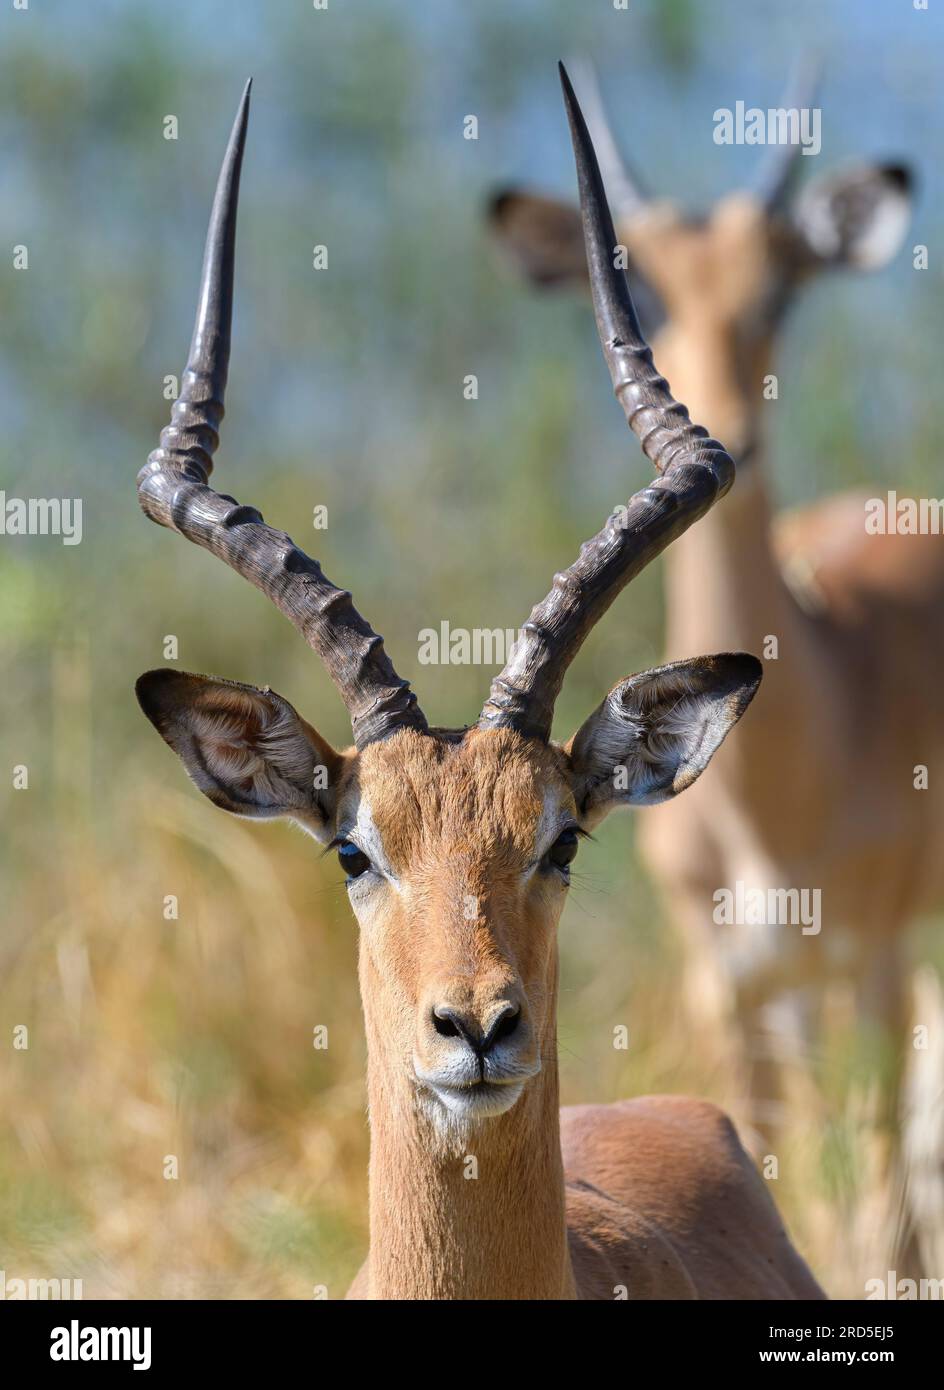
[487,188,590,287]
[487,186,665,333]
[135,670,345,842]
[566,654,762,827]
[790,162,914,271]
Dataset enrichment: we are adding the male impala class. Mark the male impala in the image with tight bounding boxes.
[135,71,824,1299]
[490,63,935,1128]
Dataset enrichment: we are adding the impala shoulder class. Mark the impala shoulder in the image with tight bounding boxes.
[562,1093,744,1160]
[560,1094,761,1211]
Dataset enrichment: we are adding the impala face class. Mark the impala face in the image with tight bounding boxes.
[489,67,913,459]
[136,72,763,1138]
[340,730,576,1124]
[615,194,802,455]
[616,180,909,456]
[138,654,761,1132]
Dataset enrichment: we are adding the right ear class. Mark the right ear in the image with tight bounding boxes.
[789,161,914,272]
[565,654,762,828]
[135,669,345,843]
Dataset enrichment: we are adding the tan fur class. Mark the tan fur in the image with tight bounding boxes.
[620,195,803,457]
[341,731,575,1299]
[336,729,822,1299]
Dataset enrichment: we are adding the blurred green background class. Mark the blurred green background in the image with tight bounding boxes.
[1,0,942,1298]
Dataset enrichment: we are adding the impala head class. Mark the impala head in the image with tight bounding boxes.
[136,70,761,1137]
[490,59,914,456]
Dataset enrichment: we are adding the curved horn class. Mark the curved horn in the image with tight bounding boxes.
[480,63,735,741]
[754,54,822,213]
[137,81,427,750]
[568,55,649,220]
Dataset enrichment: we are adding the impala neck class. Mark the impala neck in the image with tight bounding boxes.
[663,429,828,795]
[654,322,796,660]
[360,950,576,1301]
[662,460,793,660]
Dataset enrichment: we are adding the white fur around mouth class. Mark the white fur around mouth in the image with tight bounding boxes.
[425,1079,526,1119]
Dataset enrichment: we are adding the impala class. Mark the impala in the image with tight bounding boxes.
[490,62,935,1129]
[135,71,824,1300]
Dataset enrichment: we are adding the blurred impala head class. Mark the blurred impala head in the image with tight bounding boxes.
[489,59,913,456]
[135,72,761,1135]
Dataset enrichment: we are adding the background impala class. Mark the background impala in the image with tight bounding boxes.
[488,58,936,1142]
[1,0,941,1298]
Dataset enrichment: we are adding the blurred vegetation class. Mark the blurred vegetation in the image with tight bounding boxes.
[1,0,942,1297]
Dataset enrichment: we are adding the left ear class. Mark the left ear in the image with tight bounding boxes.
[566,653,762,826]
[790,162,914,271]
[135,669,345,842]
[487,188,590,287]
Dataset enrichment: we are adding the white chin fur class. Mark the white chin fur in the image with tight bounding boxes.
[425,1080,525,1123]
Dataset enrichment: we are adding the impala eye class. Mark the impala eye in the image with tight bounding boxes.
[546,827,580,876]
[337,840,372,880]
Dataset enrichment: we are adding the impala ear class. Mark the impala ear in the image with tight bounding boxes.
[487,187,665,333]
[566,654,762,826]
[135,669,344,842]
[487,188,590,287]
[790,162,914,271]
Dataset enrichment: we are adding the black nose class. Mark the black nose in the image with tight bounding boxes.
[432,1002,521,1056]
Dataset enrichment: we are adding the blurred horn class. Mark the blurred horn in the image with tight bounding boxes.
[568,55,649,220]
[754,54,823,213]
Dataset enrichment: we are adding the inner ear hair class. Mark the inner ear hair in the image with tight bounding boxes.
[135,669,342,834]
[567,653,762,816]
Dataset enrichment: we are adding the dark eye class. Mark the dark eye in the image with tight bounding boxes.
[546,828,580,875]
[337,840,372,880]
